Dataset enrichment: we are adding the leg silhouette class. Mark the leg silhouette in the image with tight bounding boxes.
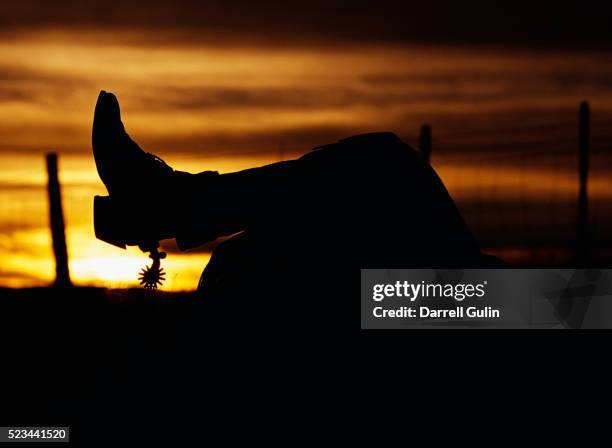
[92,91,497,298]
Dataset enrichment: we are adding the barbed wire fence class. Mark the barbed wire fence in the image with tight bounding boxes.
[411,102,612,266]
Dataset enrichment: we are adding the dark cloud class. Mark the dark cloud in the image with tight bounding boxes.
[0,64,95,106]
[0,183,45,191]
[120,68,612,118]
[139,124,365,157]
[1,1,612,47]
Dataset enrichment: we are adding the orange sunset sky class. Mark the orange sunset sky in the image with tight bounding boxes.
[2,1,612,289]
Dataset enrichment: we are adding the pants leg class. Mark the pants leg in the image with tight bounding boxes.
[177,132,482,267]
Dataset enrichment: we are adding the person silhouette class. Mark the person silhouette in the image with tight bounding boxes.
[92,91,501,303]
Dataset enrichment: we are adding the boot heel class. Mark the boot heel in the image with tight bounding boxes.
[94,195,127,249]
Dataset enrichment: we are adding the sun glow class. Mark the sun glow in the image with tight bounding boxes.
[68,248,210,291]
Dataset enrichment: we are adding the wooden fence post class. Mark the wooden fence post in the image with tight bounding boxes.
[577,101,590,265]
[46,153,71,287]
[419,124,432,164]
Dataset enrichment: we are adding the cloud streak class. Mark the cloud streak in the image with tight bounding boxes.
[1,32,612,157]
